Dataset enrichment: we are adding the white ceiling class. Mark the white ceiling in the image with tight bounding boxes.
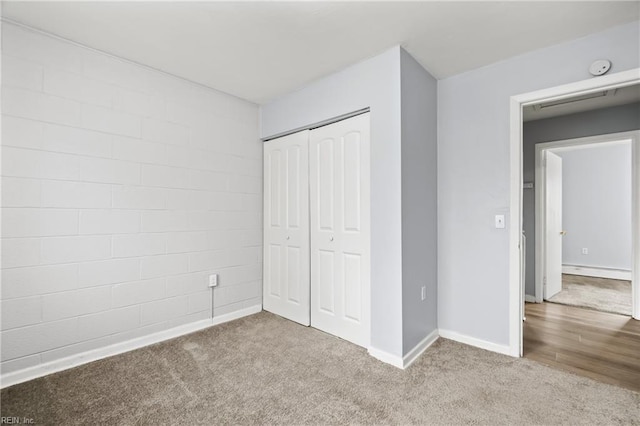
[2,1,639,104]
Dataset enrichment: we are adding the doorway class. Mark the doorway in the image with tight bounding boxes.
[508,68,640,358]
[535,134,636,316]
[511,72,640,390]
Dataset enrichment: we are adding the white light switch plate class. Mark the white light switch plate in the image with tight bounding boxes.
[495,215,505,229]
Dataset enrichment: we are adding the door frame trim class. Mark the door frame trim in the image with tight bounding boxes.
[534,131,639,305]
[508,68,640,357]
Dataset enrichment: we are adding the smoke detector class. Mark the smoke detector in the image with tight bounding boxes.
[589,59,611,76]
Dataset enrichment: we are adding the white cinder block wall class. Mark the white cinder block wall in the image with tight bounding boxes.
[1,23,262,376]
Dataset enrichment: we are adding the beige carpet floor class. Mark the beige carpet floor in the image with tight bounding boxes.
[1,311,639,425]
[548,274,632,316]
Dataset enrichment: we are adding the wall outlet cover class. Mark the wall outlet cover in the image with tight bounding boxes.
[209,274,218,287]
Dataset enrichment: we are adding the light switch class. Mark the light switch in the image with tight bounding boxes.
[495,215,505,229]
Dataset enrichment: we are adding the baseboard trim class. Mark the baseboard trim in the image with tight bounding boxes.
[524,294,537,303]
[212,304,262,326]
[0,304,262,389]
[368,346,404,369]
[369,329,440,369]
[562,265,632,281]
[402,329,439,369]
[438,329,515,357]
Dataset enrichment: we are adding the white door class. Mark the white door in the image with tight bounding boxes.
[544,150,563,299]
[309,113,370,347]
[263,131,310,325]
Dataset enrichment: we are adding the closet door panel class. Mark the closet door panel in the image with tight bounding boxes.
[343,132,362,232]
[317,138,335,231]
[310,113,370,347]
[286,146,301,229]
[343,252,362,322]
[263,131,310,326]
[286,246,301,303]
[267,244,281,297]
[318,250,336,314]
[268,151,282,227]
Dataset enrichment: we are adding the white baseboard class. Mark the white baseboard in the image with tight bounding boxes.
[211,304,262,326]
[369,329,440,369]
[438,329,514,357]
[524,294,537,303]
[402,329,439,369]
[562,265,632,281]
[0,304,262,389]
[368,346,404,368]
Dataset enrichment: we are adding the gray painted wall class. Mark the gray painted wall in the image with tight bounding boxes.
[559,142,632,270]
[522,102,639,295]
[261,47,440,358]
[260,47,405,357]
[400,49,438,354]
[437,21,639,347]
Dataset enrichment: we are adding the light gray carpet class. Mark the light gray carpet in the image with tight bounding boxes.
[1,311,639,425]
[548,274,632,316]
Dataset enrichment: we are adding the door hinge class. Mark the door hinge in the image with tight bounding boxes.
[543,277,547,286]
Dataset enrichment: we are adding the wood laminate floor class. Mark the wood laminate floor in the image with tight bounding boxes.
[524,302,640,392]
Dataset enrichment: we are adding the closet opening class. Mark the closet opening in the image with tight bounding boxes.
[263,113,371,348]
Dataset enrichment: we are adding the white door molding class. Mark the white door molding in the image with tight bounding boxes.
[509,68,640,357]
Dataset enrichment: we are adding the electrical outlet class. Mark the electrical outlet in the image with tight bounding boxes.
[581,248,588,255]
[421,286,427,301]
[209,274,218,287]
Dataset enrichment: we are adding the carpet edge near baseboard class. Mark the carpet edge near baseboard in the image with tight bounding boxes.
[0,304,263,389]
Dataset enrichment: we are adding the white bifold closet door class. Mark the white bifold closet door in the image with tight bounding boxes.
[309,113,370,347]
[263,113,370,348]
[263,131,310,326]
